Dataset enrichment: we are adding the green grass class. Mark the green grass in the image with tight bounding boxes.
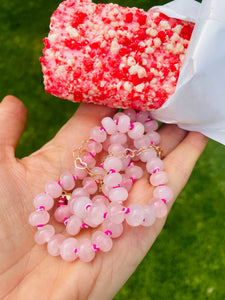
[0,0,224,299]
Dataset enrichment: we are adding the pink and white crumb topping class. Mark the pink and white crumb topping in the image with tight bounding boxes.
[40,0,194,110]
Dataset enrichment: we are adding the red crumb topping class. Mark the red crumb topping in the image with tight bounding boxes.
[40,0,194,111]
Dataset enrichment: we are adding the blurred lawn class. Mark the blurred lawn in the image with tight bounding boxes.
[0,0,225,299]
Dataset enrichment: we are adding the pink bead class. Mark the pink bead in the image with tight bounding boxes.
[121,157,131,171]
[77,238,95,262]
[128,122,145,139]
[84,203,106,227]
[102,137,111,152]
[136,111,149,123]
[146,158,164,174]
[153,186,174,203]
[28,210,50,226]
[142,205,156,226]
[144,120,158,132]
[149,198,168,218]
[110,132,127,145]
[54,205,71,223]
[71,165,87,180]
[92,195,109,206]
[45,181,62,198]
[92,231,113,252]
[80,152,96,169]
[82,177,98,194]
[117,115,131,133]
[60,172,75,191]
[90,126,107,143]
[90,167,106,180]
[107,202,125,224]
[113,112,125,121]
[125,165,143,180]
[47,234,66,256]
[108,143,124,156]
[101,117,117,134]
[68,197,77,213]
[60,237,78,262]
[108,187,128,202]
[124,108,137,122]
[139,148,157,162]
[101,184,110,197]
[102,220,123,238]
[72,187,89,198]
[66,215,82,235]
[72,196,92,218]
[150,171,169,186]
[85,140,102,155]
[103,172,122,188]
[34,225,55,245]
[33,193,54,211]
[133,135,151,149]
[120,174,133,192]
[103,156,123,172]
[125,203,145,227]
[146,131,161,145]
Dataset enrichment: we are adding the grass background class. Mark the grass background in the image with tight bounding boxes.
[0,0,225,299]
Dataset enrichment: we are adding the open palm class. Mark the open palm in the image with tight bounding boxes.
[0,96,207,300]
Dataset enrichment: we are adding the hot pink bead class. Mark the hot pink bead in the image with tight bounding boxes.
[103,156,123,172]
[146,131,161,145]
[150,171,169,186]
[45,181,62,198]
[128,122,145,139]
[66,215,82,235]
[80,152,96,169]
[92,231,113,252]
[142,205,156,226]
[28,210,50,226]
[103,172,122,188]
[60,237,78,262]
[149,198,168,218]
[90,126,107,143]
[72,196,92,218]
[108,187,128,202]
[125,165,143,180]
[72,187,89,198]
[34,225,55,245]
[153,186,174,203]
[77,238,95,262]
[125,203,145,227]
[120,174,133,192]
[133,135,151,149]
[60,172,75,191]
[107,202,125,224]
[33,193,54,211]
[144,120,158,132]
[146,158,164,174]
[124,108,137,122]
[47,234,66,256]
[71,165,88,180]
[110,132,127,145]
[136,111,149,123]
[85,140,102,155]
[54,205,71,223]
[82,177,98,194]
[101,117,117,134]
[117,115,131,133]
[139,148,157,162]
[102,220,123,238]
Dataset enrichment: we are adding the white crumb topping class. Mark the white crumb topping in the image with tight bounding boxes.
[145,47,154,54]
[66,26,79,39]
[154,38,161,48]
[110,40,120,54]
[146,28,157,37]
[173,25,183,34]
[124,82,132,92]
[135,83,145,92]
[160,21,170,30]
[108,29,116,38]
[127,56,136,66]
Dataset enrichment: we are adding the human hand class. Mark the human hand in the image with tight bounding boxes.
[0,95,207,300]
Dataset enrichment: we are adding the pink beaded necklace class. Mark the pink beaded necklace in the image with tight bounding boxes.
[28,108,174,262]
